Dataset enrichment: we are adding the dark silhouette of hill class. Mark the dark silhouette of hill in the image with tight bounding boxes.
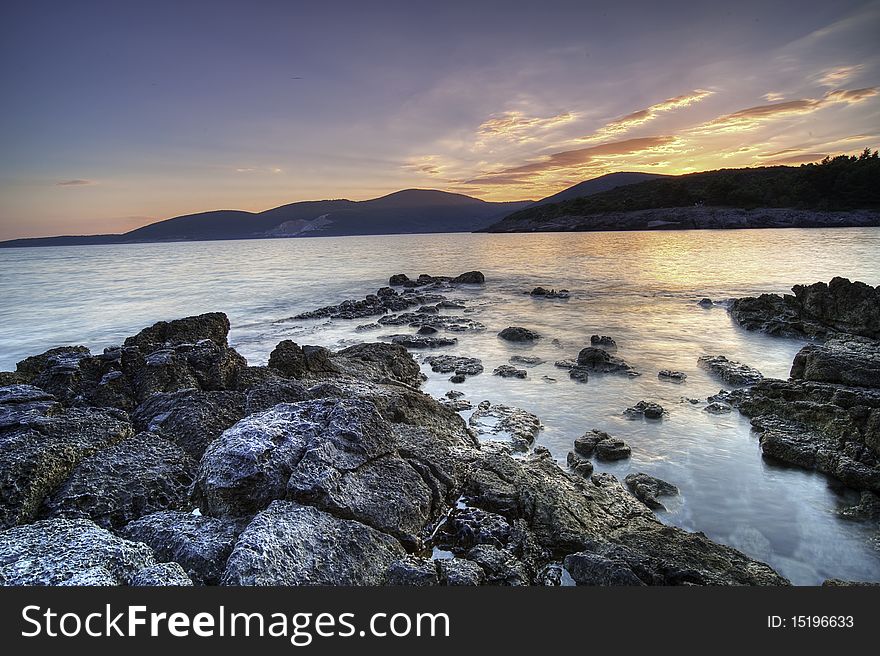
[532,172,669,206]
[0,190,532,248]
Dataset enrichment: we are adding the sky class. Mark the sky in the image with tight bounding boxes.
[1,0,878,240]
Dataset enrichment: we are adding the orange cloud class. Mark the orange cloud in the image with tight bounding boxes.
[582,89,713,141]
[817,65,863,86]
[476,111,575,139]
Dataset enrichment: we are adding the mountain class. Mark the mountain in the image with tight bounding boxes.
[482,153,880,233]
[532,172,669,206]
[0,189,533,248]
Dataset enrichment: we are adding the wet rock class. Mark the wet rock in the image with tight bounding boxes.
[590,335,617,348]
[498,327,541,342]
[438,507,513,552]
[698,298,714,308]
[334,342,423,387]
[576,347,638,376]
[0,518,160,585]
[698,355,763,386]
[385,556,439,586]
[389,273,409,286]
[468,401,541,451]
[595,437,632,461]
[493,365,527,379]
[378,312,485,333]
[417,325,438,335]
[129,562,194,586]
[704,402,732,414]
[568,367,590,383]
[449,374,466,384]
[387,334,457,348]
[658,370,687,382]
[124,312,232,352]
[509,356,545,366]
[837,491,880,521]
[132,389,247,459]
[422,355,483,377]
[292,287,422,320]
[0,385,60,429]
[452,271,485,284]
[465,544,529,586]
[623,401,665,420]
[268,340,335,379]
[530,287,570,299]
[554,359,578,369]
[730,278,880,339]
[44,432,197,530]
[417,305,440,314]
[356,322,382,332]
[624,473,679,510]
[437,558,485,586]
[123,511,245,585]
[574,430,609,457]
[221,501,405,585]
[789,335,880,389]
[564,551,646,586]
[0,407,132,528]
[566,452,594,478]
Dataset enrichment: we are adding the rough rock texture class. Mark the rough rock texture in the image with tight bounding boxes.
[468,401,541,451]
[43,433,196,530]
[0,518,163,585]
[437,558,485,585]
[509,356,546,366]
[385,556,440,586]
[132,389,247,459]
[789,335,880,389]
[624,473,679,510]
[422,355,483,377]
[623,401,666,420]
[566,452,594,478]
[123,511,245,585]
[698,355,763,386]
[498,327,541,342]
[333,342,424,387]
[658,370,687,382]
[570,347,638,379]
[388,334,458,349]
[572,430,630,460]
[590,335,617,348]
[493,365,527,379]
[221,501,405,585]
[129,562,194,586]
[730,278,880,339]
[530,287,570,299]
[0,406,132,528]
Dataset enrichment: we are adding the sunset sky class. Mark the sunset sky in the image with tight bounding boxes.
[1,0,878,239]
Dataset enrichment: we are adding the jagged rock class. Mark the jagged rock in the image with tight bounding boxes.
[704,402,732,414]
[132,389,247,459]
[125,312,232,351]
[590,335,616,348]
[658,370,687,382]
[385,556,439,586]
[449,374,465,384]
[379,312,485,333]
[468,401,541,451]
[268,340,337,379]
[452,271,485,284]
[0,407,132,528]
[624,473,679,510]
[123,511,246,585]
[129,562,194,586]
[44,432,197,530]
[498,327,541,342]
[389,274,409,286]
[730,278,880,339]
[356,322,382,332]
[0,385,60,429]
[387,334,457,348]
[789,335,880,389]
[422,355,483,377]
[564,551,646,586]
[244,378,310,415]
[576,347,638,376]
[837,491,880,521]
[509,356,545,366]
[698,355,763,386]
[623,401,666,420]
[573,430,630,460]
[530,287,570,299]
[334,342,423,387]
[465,544,529,586]
[0,518,160,585]
[566,452,594,477]
[220,501,405,585]
[437,507,513,553]
[437,558,485,586]
[569,367,590,382]
[493,365,527,379]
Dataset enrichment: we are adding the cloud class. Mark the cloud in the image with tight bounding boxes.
[582,89,713,141]
[465,136,675,185]
[823,87,879,104]
[762,92,785,102]
[477,111,574,138]
[55,179,94,186]
[765,152,828,165]
[817,65,863,87]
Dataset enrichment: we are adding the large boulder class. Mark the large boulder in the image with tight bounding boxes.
[220,501,405,585]
[43,432,197,530]
[498,327,541,342]
[698,355,763,386]
[123,312,232,351]
[789,335,880,389]
[333,342,423,387]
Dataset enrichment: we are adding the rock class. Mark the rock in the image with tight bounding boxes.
[623,401,665,420]
[789,335,880,389]
[385,556,439,586]
[244,378,310,415]
[436,506,514,553]
[123,511,245,585]
[452,271,485,284]
[566,452,594,477]
[292,287,423,320]
[554,359,578,369]
[132,389,247,459]
[590,335,617,348]
[356,322,382,332]
[568,367,590,383]
[437,558,485,586]
[658,370,687,382]
[698,298,714,308]
[574,430,609,457]
[44,432,197,530]
[334,342,423,387]
[379,312,485,333]
[417,325,438,335]
[509,356,545,366]
[564,551,646,586]
[498,327,541,342]
[124,312,232,352]
[389,273,409,286]
[575,347,638,376]
[595,437,632,461]
[449,374,466,384]
[837,491,880,521]
[624,473,679,510]
[822,578,880,586]
[704,402,732,414]
[0,407,132,528]
[129,562,194,586]
[268,340,335,379]
[698,355,763,386]
[465,544,529,586]
[417,305,440,314]
[387,334,457,348]
[0,518,160,585]
[730,278,880,339]
[220,501,405,585]
[0,385,60,429]
[468,401,541,451]
[422,355,483,377]
[530,287,570,299]
[493,365,527,379]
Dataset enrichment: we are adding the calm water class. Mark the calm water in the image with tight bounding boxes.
[2,228,879,585]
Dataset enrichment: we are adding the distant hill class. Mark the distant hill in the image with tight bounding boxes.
[532,172,669,206]
[0,189,533,248]
[482,152,880,233]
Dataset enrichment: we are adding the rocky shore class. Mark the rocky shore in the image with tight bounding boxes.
[0,273,797,586]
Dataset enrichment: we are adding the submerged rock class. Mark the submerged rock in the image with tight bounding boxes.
[623,401,666,420]
[590,335,617,348]
[387,334,457,348]
[575,347,638,376]
[624,473,679,510]
[422,355,483,377]
[698,355,763,386]
[509,355,546,366]
[468,401,541,452]
[498,327,541,342]
[658,370,687,382]
[493,365,527,379]
[530,287,570,299]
